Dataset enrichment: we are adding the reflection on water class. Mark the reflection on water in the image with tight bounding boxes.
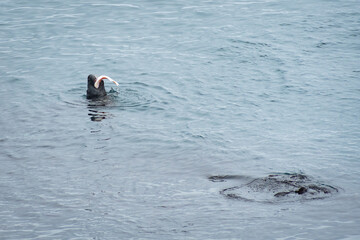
[88,109,108,122]
[87,96,110,122]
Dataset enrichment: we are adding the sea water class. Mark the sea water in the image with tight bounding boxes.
[1,0,360,239]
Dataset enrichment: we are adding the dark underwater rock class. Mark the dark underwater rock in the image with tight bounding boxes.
[209,173,338,203]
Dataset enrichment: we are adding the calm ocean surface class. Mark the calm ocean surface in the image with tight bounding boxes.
[1,0,360,239]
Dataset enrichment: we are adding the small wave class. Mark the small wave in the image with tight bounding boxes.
[208,175,252,182]
[229,39,272,47]
[111,87,155,109]
[62,82,157,112]
[91,3,140,8]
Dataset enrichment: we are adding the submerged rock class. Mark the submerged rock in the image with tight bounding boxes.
[209,173,338,203]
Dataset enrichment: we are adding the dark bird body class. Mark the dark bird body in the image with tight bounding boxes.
[87,74,107,99]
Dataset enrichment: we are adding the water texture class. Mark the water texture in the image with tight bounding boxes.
[1,0,360,239]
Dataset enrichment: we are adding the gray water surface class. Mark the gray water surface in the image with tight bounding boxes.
[1,0,360,239]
